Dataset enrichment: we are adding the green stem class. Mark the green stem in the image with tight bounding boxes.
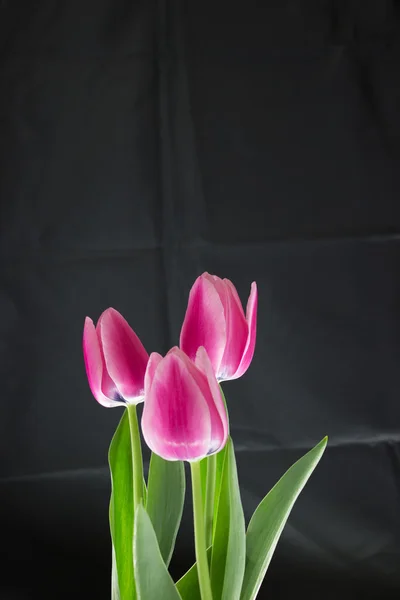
[191,461,213,600]
[127,404,144,508]
[204,453,216,547]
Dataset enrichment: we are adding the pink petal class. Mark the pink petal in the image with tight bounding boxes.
[206,274,228,314]
[195,347,228,453]
[83,317,123,407]
[218,279,248,379]
[223,278,244,315]
[144,352,163,397]
[97,308,149,404]
[141,349,211,461]
[233,282,258,379]
[180,274,226,376]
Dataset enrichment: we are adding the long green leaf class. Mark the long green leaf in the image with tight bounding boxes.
[146,453,185,566]
[134,504,182,600]
[108,409,135,600]
[199,455,208,509]
[211,437,246,600]
[199,444,228,541]
[111,547,121,600]
[209,385,229,537]
[213,444,228,537]
[175,546,211,600]
[240,436,328,600]
[177,443,227,600]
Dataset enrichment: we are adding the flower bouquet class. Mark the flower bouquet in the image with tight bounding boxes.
[83,273,327,600]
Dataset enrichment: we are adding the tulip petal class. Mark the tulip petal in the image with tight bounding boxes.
[219,279,248,380]
[180,275,226,376]
[144,352,163,397]
[223,278,244,316]
[233,282,258,379]
[83,317,123,407]
[142,349,211,461]
[98,308,149,403]
[195,347,228,453]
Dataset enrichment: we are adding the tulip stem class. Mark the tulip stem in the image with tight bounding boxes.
[191,461,213,600]
[127,404,144,508]
[204,453,216,547]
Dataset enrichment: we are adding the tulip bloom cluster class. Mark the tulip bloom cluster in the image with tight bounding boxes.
[83,273,257,462]
[82,272,326,600]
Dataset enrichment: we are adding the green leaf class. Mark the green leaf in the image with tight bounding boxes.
[111,547,121,600]
[143,477,147,506]
[146,453,186,566]
[212,384,229,538]
[199,455,208,509]
[199,444,228,547]
[213,444,228,538]
[176,441,228,600]
[134,504,183,600]
[108,409,135,600]
[211,437,246,600]
[176,546,212,600]
[240,436,328,600]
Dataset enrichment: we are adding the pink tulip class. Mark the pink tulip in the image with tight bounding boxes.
[83,308,149,407]
[141,347,229,461]
[180,273,258,381]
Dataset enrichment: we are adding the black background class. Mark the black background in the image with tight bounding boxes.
[1,1,400,598]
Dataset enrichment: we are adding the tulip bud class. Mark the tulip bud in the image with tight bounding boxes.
[83,308,149,407]
[180,273,257,381]
[141,347,228,461]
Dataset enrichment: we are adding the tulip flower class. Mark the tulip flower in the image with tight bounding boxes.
[141,346,229,462]
[180,273,258,382]
[83,307,149,407]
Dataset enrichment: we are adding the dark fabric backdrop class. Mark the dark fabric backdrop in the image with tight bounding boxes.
[1,1,400,598]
